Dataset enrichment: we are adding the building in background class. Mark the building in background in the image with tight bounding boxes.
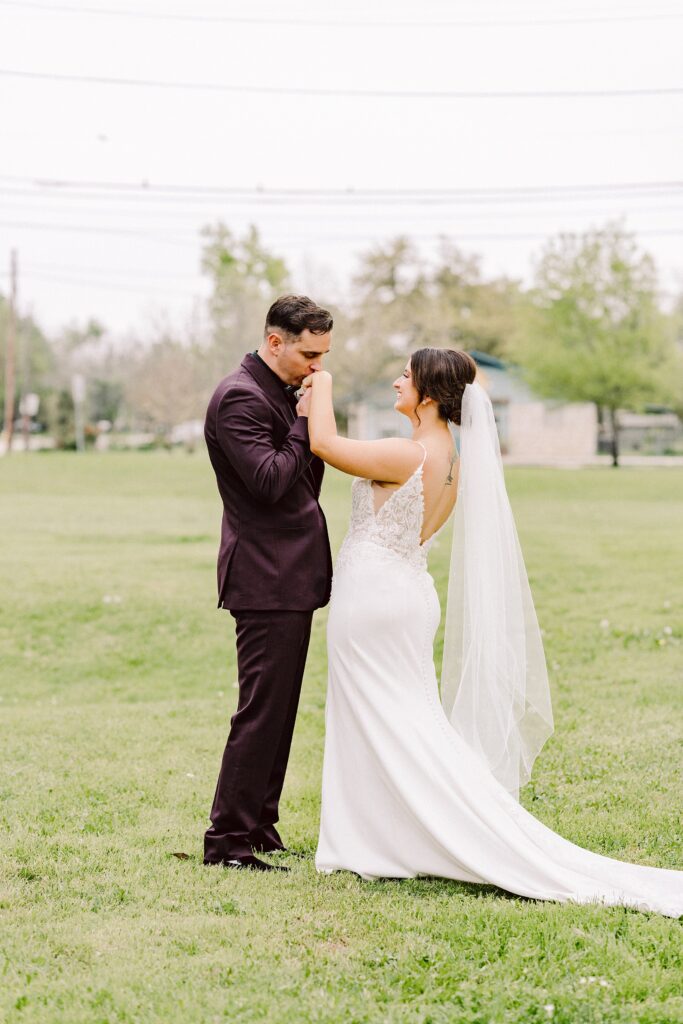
[347,352,598,464]
[598,409,682,456]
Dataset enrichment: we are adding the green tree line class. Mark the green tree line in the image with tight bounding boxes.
[1,221,681,461]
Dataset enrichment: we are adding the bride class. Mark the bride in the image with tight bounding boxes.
[301,348,682,918]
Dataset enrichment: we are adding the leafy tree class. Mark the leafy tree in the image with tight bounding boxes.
[515,223,681,466]
[0,293,53,427]
[60,318,106,354]
[46,389,76,449]
[342,237,432,410]
[332,236,525,421]
[89,378,124,425]
[432,240,525,357]
[665,289,683,420]
[200,223,290,375]
[124,336,203,441]
[42,318,110,443]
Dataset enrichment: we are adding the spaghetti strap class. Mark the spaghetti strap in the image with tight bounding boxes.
[413,440,428,468]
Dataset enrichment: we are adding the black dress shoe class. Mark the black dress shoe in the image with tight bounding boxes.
[217,855,289,872]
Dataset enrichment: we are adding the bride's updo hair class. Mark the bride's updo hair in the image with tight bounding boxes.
[410,348,477,426]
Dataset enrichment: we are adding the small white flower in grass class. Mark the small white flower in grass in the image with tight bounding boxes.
[600,619,610,629]
[663,626,672,635]
[185,772,195,778]
[599,979,610,988]
[543,1005,555,1017]
[579,977,587,985]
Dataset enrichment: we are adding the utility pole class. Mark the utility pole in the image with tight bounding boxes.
[3,249,18,455]
[20,271,30,450]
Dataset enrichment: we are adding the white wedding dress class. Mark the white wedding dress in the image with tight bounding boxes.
[315,454,683,918]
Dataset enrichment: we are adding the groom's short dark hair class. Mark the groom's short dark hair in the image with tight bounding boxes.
[265,295,333,339]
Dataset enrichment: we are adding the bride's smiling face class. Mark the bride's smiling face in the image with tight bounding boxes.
[393,361,420,418]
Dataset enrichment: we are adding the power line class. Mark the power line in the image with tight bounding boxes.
[0,218,195,243]
[23,260,201,279]
[21,269,201,296]
[11,268,680,302]
[2,67,681,99]
[2,175,682,199]
[1,0,680,28]
[2,216,682,243]
[2,122,681,144]
[3,196,682,223]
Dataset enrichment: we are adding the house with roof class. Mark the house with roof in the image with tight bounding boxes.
[347,352,598,464]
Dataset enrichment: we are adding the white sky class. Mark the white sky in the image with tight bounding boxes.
[0,0,682,338]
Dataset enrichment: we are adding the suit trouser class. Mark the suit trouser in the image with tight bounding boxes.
[204,609,313,861]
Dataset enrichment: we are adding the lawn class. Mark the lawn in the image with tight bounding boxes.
[0,452,681,1024]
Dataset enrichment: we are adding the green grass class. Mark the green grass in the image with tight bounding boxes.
[1,452,681,1024]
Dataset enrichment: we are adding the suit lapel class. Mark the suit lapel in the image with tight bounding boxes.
[241,352,322,494]
[241,353,294,429]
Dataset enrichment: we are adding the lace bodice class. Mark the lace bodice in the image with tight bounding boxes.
[335,454,447,574]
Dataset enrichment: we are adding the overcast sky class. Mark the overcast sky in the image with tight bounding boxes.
[0,0,681,338]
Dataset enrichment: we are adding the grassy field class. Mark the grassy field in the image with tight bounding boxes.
[0,452,681,1024]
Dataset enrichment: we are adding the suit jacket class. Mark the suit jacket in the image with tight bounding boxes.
[205,353,333,611]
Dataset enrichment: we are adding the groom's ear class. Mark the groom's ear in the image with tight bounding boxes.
[266,330,287,353]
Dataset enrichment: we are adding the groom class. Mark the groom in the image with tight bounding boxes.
[203,295,334,871]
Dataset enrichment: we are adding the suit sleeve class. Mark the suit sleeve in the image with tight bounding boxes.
[215,386,314,504]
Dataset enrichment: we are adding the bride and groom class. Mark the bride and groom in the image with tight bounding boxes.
[203,294,682,918]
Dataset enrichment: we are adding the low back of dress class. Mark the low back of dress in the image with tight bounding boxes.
[337,447,451,574]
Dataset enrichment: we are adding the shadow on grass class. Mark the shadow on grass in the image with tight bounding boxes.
[364,874,527,905]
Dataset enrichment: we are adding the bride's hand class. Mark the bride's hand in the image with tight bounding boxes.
[301,370,331,390]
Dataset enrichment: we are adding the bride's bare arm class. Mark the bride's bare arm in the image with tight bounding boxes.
[305,371,421,482]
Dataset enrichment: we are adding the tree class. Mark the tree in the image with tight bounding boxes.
[432,240,525,358]
[200,223,290,376]
[43,318,109,446]
[333,236,525,422]
[89,378,124,426]
[341,237,432,412]
[0,293,53,429]
[124,334,204,442]
[665,289,683,421]
[46,389,76,449]
[515,223,681,466]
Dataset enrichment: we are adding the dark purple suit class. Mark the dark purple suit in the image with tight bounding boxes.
[203,353,332,861]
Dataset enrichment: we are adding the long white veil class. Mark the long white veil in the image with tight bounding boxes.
[440,380,554,799]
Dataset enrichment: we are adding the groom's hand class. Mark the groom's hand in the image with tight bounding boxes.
[298,369,331,416]
[296,387,312,417]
